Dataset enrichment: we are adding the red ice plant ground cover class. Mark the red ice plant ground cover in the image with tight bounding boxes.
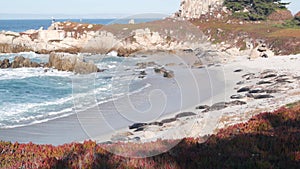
[1,102,300,168]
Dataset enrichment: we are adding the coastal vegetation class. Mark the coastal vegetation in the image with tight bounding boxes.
[224,0,290,20]
[1,102,299,168]
[282,14,300,28]
[190,2,300,55]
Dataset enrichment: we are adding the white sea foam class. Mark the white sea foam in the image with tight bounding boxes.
[0,96,74,119]
[0,67,74,81]
[0,80,151,129]
[2,111,74,129]
[0,54,148,128]
[0,52,49,62]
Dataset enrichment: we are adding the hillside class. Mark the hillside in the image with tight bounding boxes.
[191,18,300,55]
[177,0,300,55]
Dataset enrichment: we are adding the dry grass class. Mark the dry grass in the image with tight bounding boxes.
[190,19,300,54]
[269,28,300,38]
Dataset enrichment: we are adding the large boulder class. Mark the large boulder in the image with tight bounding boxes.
[11,56,25,68]
[10,56,40,68]
[250,43,274,59]
[178,0,223,19]
[48,52,100,74]
[0,59,10,68]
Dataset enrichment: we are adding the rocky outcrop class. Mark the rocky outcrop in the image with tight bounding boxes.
[0,56,40,69]
[177,0,224,19]
[0,19,206,56]
[0,54,100,74]
[154,67,174,78]
[267,9,293,21]
[249,43,274,59]
[48,53,100,74]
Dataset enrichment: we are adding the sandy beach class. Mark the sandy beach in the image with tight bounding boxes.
[0,52,228,145]
[1,51,299,145]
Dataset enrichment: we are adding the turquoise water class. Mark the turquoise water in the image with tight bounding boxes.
[0,18,156,128]
[0,52,146,128]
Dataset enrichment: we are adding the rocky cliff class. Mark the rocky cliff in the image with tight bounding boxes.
[177,0,224,19]
[0,19,206,56]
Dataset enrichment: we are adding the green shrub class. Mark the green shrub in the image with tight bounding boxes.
[224,0,289,21]
[280,17,300,28]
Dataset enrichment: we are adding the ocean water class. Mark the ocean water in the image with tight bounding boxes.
[0,18,161,32]
[0,18,159,128]
[0,52,148,128]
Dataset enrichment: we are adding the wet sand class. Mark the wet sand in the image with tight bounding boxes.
[0,53,234,145]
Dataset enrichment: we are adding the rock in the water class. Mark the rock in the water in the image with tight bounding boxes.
[192,60,203,68]
[8,56,41,68]
[140,70,147,75]
[30,62,40,68]
[136,61,156,69]
[166,63,176,67]
[1,59,11,68]
[23,58,32,67]
[49,52,100,74]
[10,56,25,68]
[175,112,197,118]
[163,70,174,78]
[154,67,174,78]
[129,123,147,130]
[237,87,251,93]
[154,67,166,74]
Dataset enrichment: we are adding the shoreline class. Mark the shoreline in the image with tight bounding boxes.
[0,52,299,145]
[0,52,231,145]
[99,53,300,143]
[1,52,223,144]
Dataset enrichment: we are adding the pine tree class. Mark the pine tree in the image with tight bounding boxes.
[224,0,290,21]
